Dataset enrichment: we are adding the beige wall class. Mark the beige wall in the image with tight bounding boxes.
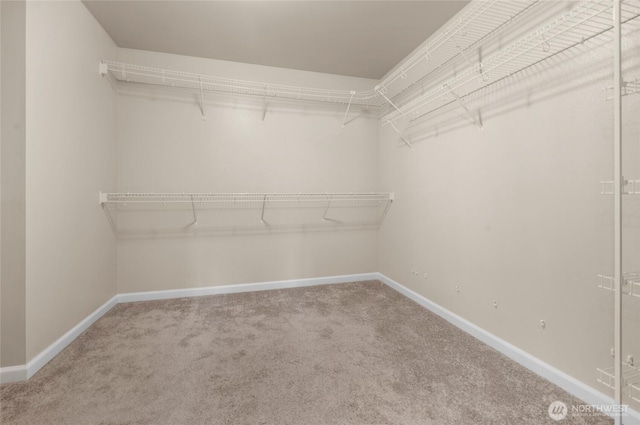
[376,15,640,406]
[24,0,118,361]
[116,49,380,293]
[1,0,27,368]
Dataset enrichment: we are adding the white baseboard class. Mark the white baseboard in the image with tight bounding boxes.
[117,273,379,303]
[0,295,119,384]
[25,295,120,381]
[375,272,640,424]
[0,365,27,384]
[1,273,378,384]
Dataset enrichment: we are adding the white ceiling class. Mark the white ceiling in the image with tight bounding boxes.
[83,1,469,79]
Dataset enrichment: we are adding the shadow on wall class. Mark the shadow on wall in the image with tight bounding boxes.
[387,16,640,148]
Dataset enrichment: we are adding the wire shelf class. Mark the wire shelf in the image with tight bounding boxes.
[101,61,381,108]
[597,273,640,297]
[629,381,640,404]
[378,0,539,100]
[598,365,640,403]
[100,192,393,206]
[600,180,640,195]
[604,77,640,100]
[99,192,394,234]
[382,0,640,125]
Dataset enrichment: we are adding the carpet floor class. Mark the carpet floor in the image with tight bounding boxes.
[1,280,613,424]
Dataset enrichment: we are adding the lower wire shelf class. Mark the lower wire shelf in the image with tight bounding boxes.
[600,179,640,195]
[99,191,394,235]
[597,273,640,298]
[597,365,640,404]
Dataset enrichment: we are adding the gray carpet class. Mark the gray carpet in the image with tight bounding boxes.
[1,280,612,424]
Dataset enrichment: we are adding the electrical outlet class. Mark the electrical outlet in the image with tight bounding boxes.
[540,320,546,329]
[628,355,634,366]
[423,273,428,279]
[493,300,498,309]
[456,286,460,293]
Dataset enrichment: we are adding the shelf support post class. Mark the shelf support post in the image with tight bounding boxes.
[262,90,268,122]
[377,84,413,149]
[98,192,117,234]
[613,0,623,422]
[389,121,413,150]
[322,195,332,221]
[447,85,483,131]
[375,85,402,113]
[198,77,206,121]
[377,196,393,225]
[342,91,356,128]
[260,194,268,225]
[190,195,198,225]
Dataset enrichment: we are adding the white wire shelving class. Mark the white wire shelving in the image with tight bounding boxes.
[99,2,640,129]
[598,364,640,403]
[100,60,381,108]
[99,192,393,205]
[598,273,640,297]
[374,0,538,100]
[604,77,640,100]
[382,0,640,127]
[600,179,640,195]
[99,191,394,232]
[100,1,545,122]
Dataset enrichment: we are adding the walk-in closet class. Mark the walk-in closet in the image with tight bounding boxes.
[2,1,640,424]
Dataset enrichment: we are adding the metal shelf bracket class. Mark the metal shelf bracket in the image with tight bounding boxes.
[322,194,333,221]
[262,88,268,122]
[260,194,268,225]
[447,84,484,131]
[390,121,413,150]
[375,85,402,113]
[190,195,198,225]
[198,77,206,121]
[342,91,356,128]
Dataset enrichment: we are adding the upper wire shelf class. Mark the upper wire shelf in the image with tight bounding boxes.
[382,0,640,125]
[377,0,539,101]
[101,61,382,108]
